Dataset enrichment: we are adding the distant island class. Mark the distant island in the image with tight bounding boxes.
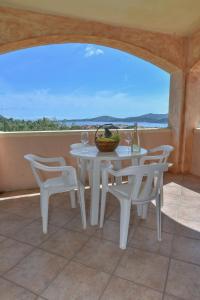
[0,113,168,132]
[61,113,168,124]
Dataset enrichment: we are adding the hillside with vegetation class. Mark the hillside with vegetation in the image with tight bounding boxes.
[0,116,80,132]
[63,113,168,124]
[0,113,168,132]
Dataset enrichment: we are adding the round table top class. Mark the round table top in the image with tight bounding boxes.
[70,145,148,161]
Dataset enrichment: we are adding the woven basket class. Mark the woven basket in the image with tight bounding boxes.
[95,124,120,152]
[95,140,119,152]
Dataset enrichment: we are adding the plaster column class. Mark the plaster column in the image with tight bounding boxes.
[168,70,186,173]
[181,68,200,173]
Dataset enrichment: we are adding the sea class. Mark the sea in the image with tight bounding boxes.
[63,121,167,128]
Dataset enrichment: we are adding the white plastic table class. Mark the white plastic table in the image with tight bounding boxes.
[70,145,147,225]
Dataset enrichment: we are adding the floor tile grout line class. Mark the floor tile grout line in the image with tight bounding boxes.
[93,222,173,252]
[127,243,200,269]
[1,232,70,297]
[162,228,180,300]
[94,195,140,298]
[0,223,98,275]
[164,292,185,300]
[164,255,200,268]
[1,245,38,277]
[6,223,62,248]
[0,207,42,222]
[98,241,126,300]
[70,234,176,278]
[111,273,166,296]
[161,256,172,300]
[0,226,62,249]
[0,275,41,298]
[127,242,173,260]
[1,226,90,296]
[114,244,171,294]
[61,218,99,237]
[37,230,91,261]
[0,232,36,247]
[173,231,200,242]
[0,215,41,239]
[37,256,70,297]
[39,232,95,297]
[7,207,96,248]
[98,244,171,300]
[2,257,69,298]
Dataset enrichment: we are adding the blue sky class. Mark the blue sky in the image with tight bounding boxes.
[0,43,170,120]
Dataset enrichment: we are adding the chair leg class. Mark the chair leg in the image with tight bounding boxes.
[156,194,162,241]
[88,170,93,188]
[160,174,164,207]
[78,186,87,229]
[110,175,115,186]
[141,203,149,219]
[160,186,164,207]
[100,187,107,228]
[69,190,76,208]
[136,204,143,217]
[119,199,131,250]
[41,190,49,234]
[39,190,43,218]
[79,159,87,185]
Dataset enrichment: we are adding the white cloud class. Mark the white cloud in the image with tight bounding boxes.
[0,89,169,120]
[84,45,104,57]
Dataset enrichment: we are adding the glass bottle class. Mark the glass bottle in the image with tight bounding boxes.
[131,123,140,152]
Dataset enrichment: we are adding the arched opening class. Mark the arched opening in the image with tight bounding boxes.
[0,35,179,74]
[0,42,170,132]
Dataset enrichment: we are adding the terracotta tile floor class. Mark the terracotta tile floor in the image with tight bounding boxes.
[0,173,200,299]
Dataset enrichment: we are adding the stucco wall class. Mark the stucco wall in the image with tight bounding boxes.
[0,7,184,73]
[191,129,200,176]
[0,129,172,192]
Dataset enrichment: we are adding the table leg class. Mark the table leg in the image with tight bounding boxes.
[79,159,87,185]
[113,160,122,185]
[131,157,149,218]
[129,157,139,184]
[90,160,101,225]
[131,157,139,166]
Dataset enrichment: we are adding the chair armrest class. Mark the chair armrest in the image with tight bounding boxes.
[31,155,66,166]
[148,146,161,153]
[140,155,165,164]
[104,166,136,177]
[33,161,74,173]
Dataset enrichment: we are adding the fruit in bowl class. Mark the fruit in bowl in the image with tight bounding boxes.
[95,127,120,152]
[96,133,120,143]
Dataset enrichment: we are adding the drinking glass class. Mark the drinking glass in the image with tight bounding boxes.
[124,132,132,152]
[81,132,89,146]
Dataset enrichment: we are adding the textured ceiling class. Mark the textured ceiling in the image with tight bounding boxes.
[1,0,200,36]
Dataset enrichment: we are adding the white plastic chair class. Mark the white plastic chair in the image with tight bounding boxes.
[24,154,86,233]
[70,143,112,186]
[140,145,174,165]
[139,145,174,209]
[100,163,168,249]
[70,143,92,185]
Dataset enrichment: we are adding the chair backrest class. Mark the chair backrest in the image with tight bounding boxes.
[24,154,48,187]
[25,154,78,190]
[126,163,168,204]
[140,145,174,165]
